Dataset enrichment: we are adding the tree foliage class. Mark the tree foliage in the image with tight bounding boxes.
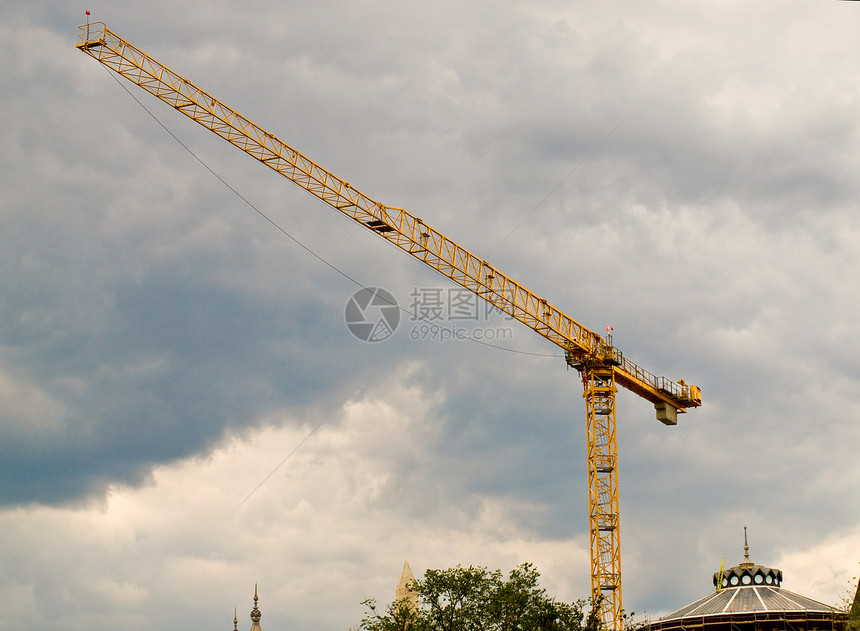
[354,563,604,631]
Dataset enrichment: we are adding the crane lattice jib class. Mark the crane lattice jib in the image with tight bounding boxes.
[76,23,700,416]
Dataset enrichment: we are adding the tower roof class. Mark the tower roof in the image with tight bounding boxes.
[398,561,415,589]
[396,560,419,610]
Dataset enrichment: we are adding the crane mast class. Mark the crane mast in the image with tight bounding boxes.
[77,23,701,630]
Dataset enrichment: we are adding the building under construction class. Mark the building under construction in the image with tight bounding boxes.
[647,535,847,631]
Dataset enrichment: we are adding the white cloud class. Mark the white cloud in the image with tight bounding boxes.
[0,372,588,630]
[777,528,860,608]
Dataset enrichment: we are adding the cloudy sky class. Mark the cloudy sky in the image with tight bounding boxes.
[3,0,860,629]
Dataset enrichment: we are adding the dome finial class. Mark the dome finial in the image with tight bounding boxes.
[713,530,782,589]
[250,584,262,625]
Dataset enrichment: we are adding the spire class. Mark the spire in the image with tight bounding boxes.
[250,584,262,631]
[396,560,419,611]
[233,607,238,631]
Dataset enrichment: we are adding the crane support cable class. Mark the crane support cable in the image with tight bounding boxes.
[76,22,700,416]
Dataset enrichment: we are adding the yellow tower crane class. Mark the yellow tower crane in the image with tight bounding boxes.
[77,23,701,630]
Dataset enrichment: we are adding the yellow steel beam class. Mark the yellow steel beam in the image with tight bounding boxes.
[583,364,622,628]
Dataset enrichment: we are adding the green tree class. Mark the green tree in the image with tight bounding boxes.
[354,563,604,631]
[357,597,427,631]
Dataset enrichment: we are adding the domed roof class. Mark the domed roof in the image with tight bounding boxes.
[659,580,838,620]
[650,530,842,630]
